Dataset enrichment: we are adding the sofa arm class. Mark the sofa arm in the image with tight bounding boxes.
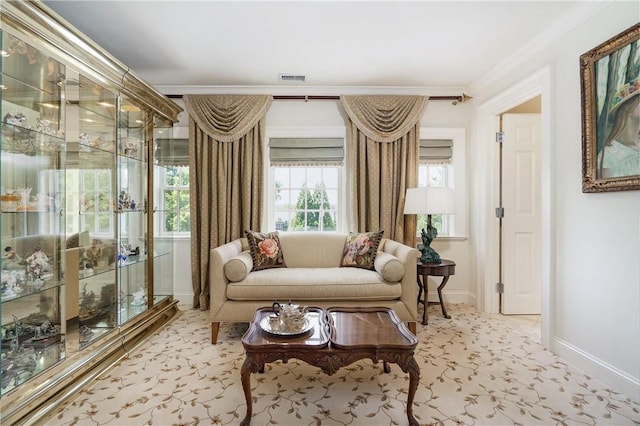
[380,239,420,320]
[209,239,244,316]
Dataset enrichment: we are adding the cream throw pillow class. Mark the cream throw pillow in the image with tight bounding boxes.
[374,251,405,282]
[224,250,253,282]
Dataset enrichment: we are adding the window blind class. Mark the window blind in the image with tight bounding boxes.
[269,138,344,166]
[420,138,453,164]
[155,138,189,166]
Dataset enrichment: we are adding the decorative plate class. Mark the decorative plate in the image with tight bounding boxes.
[259,316,313,337]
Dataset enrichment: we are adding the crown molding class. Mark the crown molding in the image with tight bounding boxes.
[469,1,609,95]
[155,85,468,98]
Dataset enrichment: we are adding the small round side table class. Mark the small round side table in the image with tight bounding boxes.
[416,259,455,325]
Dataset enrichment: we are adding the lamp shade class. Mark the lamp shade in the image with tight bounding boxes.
[403,187,429,214]
[403,187,456,215]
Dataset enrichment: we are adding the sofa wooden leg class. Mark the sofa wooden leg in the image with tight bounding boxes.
[408,321,417,335]
[211,322,220,344]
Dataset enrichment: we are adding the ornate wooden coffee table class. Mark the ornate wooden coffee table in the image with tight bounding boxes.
[240,306,420,426]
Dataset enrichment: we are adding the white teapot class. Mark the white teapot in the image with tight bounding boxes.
[272,301,307,332]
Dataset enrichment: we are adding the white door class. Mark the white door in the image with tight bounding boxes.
[501,113,542,314]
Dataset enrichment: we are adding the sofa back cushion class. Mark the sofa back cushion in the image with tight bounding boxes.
[279,232,347,268]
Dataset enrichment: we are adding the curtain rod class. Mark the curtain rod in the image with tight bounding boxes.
[168,93,472,104]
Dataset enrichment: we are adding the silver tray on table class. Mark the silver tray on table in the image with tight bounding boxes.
[259,316,313,337]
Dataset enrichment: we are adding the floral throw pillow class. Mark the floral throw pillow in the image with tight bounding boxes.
[341,230,384,270]
[244,230,287,271]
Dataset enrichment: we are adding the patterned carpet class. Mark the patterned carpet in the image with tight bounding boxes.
[45,304,640,426]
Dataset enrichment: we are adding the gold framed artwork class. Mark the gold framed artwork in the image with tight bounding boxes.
[580,23,639,192]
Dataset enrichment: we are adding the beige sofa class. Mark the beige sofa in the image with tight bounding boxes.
[209,232,419,343]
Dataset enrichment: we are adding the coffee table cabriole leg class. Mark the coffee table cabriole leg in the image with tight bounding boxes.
[405,356,420,426]
[384,352,420,426]
[240,356,262,426]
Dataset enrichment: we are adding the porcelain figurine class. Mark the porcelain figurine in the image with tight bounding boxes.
[85,239,103,265]
[83,262,94,278]
[117,244,127,266]
[132,288,146,305]
[3,112,27,127]
[2,246,23,270]
[25,247,50,282]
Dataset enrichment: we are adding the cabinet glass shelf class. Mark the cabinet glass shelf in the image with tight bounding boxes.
[118,255,147,267]
[1,122,64,156]
[0,278,64,303]
[0,73,62,114]
[78,265,115,280]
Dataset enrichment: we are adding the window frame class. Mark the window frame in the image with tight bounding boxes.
[418,127,467,239]
[154,165,190,237]
[265,127,347,233]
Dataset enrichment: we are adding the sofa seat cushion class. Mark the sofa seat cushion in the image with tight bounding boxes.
[226,267,401,301]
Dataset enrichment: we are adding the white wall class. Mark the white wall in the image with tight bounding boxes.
[172,97,476,306]
[469,2,639,402]
[421,101,474,305]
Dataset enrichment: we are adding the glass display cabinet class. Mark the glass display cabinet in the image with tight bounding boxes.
[0,2,182,423]
[1,32,66,395]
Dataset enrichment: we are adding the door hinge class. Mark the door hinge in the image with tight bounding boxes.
[495,207,505,218]
[496,282,504,293]
[496,131,505,143]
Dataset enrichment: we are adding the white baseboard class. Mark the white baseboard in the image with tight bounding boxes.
[427,291,475,306]
[173,292,194,308]
[553,337,640,404]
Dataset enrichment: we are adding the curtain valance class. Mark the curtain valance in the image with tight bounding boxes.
[340,95,427,143]
[183,94,272,142]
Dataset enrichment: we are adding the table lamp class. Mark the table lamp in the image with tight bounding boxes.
[404,187,455,263]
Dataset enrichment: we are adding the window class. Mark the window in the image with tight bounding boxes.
[273,166,339,231]
[154,138,190,235]
[267,130,346,232]
[417,128,467,237]
[157,165,190,234]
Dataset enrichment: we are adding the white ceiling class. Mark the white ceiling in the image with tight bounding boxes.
[43,1,605,94]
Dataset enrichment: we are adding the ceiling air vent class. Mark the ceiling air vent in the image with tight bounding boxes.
[279,74,306,82]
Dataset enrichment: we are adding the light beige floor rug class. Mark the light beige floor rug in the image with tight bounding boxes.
[46,305,639,426]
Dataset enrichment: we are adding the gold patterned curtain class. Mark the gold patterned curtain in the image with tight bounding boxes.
[341,95,427,246]
[184,94,272,310]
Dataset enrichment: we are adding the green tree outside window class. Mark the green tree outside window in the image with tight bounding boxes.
[289,183,336,231]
